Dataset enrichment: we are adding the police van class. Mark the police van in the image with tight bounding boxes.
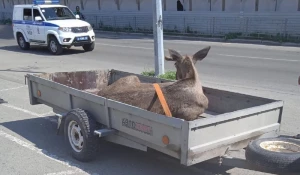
[12,0,95,55]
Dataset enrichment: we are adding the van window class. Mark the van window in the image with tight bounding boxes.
[41,7,75,21]
[23,8,32,21]
[33,9,44,21]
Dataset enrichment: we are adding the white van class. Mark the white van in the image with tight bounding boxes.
[12,0,96,55]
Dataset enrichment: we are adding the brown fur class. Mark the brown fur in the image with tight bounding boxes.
[97,46,211,121]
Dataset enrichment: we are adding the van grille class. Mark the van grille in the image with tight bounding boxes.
[71,26,88,33]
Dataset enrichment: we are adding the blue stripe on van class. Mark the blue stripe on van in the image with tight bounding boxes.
[12,20,59,27]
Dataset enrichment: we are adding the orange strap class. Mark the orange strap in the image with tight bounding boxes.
[153,83,172,117]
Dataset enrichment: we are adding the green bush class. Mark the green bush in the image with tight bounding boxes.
[0,18,12,25]
[141,70,176,80]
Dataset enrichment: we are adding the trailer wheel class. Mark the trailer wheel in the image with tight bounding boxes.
[64,108,100,162]
[245,137,300,173]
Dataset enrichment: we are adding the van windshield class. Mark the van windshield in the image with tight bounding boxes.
[41,7,75,21]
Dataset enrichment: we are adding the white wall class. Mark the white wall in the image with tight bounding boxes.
[225,0,241,12]
[67,0,81,11]
[1,0,300,37]
[212,0,222,11]
[101,0,118,11]
[166,0,177,11]
[192,0,210,11]
[140,0,152,12]
[1,0,300,13]
[258,0,275,12]
[276,0,298,12]
[119,0,138,11]
[242,0,256,12]
[83,0,99,11]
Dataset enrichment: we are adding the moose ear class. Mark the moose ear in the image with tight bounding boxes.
[192,46,211,63]
[165,49,182,61]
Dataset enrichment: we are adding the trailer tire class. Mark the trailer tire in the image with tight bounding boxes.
[245,137,300,173]
[64,108,100,162]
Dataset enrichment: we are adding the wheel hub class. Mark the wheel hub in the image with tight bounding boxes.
[68,121,84,152]
[19,37,24,48]
[50,41,57,53]
[260,141,300,153]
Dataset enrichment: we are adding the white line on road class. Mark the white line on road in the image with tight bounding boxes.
[2,103,57,123]
[44,170,77,175]
[96,42,297,62]
[0,130,88,175]
[96,42,176,52]
[216,54,299,62]
[0,86,26,92]
[0,103,90,175]
[96,43,155,50]
[2,103,49,117]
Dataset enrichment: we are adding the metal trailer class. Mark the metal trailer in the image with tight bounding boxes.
[25,69,284,166]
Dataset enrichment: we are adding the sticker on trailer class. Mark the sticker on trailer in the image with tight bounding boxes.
[122,118,153,136]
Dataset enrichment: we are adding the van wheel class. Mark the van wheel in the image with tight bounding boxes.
[82,42,95,52]
[17,33,30,50]
[48,36,63,55]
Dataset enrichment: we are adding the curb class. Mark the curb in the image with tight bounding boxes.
[94,30,300,47]
[1,24,299,47]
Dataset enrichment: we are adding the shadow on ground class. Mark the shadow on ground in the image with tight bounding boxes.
[0,116,219,175]
[0,45,86,56]
[2,115,296,175]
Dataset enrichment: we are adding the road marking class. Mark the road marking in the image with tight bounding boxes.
[0,103,90,174]
[96,42,297,62]
[0,130,89,175]
[2,103,57,123]
[96,43,155,50]
[44,170,77,175]
[0,86,26,92]
[217,54,299,62]
[96,42,175,52]
[2,103,49,117]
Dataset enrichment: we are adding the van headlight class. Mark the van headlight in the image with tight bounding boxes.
[58,27,72,32]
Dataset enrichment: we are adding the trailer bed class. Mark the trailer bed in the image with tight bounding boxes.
[25,69,283,166]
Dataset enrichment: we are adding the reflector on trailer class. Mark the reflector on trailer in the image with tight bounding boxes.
[33,0,60,5]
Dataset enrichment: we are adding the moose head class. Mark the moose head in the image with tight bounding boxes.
[165,46,211,80]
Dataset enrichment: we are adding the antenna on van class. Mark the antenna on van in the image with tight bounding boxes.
[33,0,60,5]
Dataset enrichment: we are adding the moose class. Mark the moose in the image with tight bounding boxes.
[97,46,211,121]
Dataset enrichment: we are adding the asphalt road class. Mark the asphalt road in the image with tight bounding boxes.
[0,25,299,175]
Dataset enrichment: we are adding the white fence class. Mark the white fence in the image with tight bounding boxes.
[2,11,300,42]
[84,12,300,41]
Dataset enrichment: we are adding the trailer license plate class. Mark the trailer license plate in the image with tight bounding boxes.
[122,118,153,136]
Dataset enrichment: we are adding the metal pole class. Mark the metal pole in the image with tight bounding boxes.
[152,0,164,76]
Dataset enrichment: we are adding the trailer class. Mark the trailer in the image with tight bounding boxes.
[25,69,284,167]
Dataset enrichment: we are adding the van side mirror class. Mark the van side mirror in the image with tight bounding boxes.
[35,16,42,21]
[75,15,80,19]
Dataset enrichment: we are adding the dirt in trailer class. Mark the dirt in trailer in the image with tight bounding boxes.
[38,70,111,95]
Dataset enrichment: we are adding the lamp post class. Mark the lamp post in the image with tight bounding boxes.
[152,0,164,76]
